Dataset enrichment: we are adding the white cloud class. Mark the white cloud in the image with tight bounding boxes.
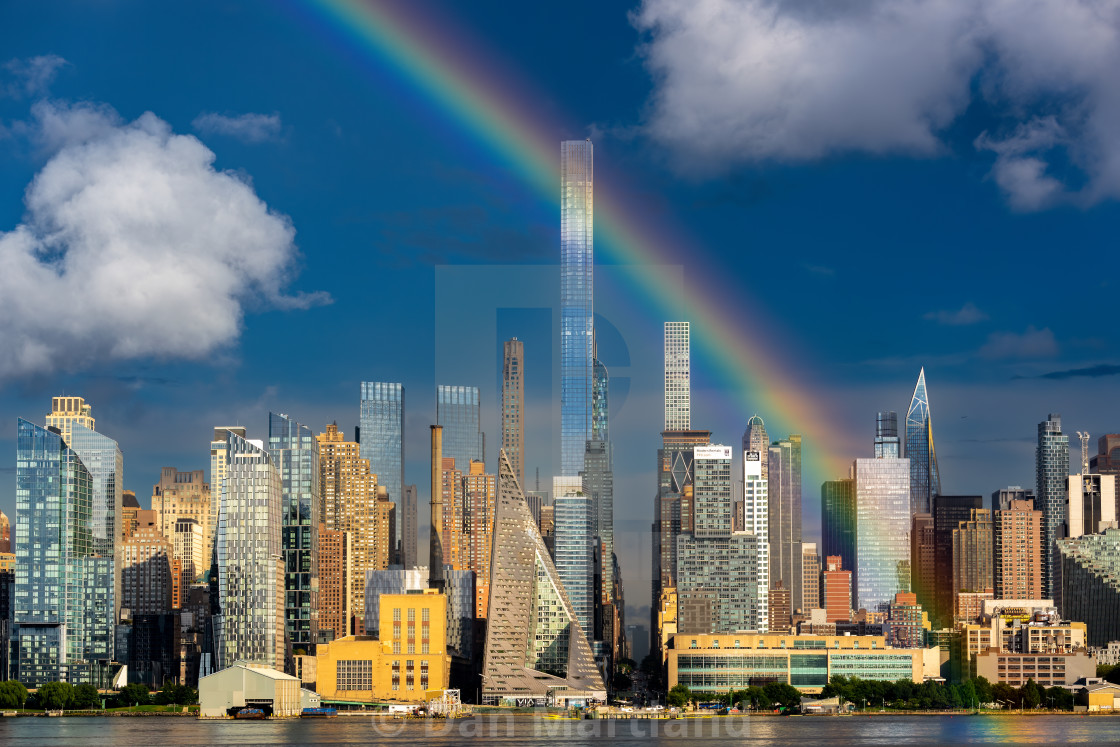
[923,302,988,326]
[0,101,328,380]
[192,111,283,143]
[633,0,1120,208]
[3,55,67,97]
[979,326,1058,360]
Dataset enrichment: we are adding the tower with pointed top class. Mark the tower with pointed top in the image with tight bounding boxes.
[906,368,940,516]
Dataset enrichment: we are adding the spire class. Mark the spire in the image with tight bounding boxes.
[906,367,941,515]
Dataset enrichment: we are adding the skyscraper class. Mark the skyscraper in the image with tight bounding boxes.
[994,499,1043,600]
[802,543,821,611]
[768,436,803,610]
[905,368,941,516]
[502,338,525,488]
[317,526,350,642]
[952,509,994,601]
[992,486,1035,513]
[592,357,609,443]
[482,451,605,704]
[554,494,595,638]
[743,416,769,482]
[45,395,95,443]
[932,495,983,626]
[152,468,210,570]
[268,412,320,651]
[911,513,936,615]
[1057,527,1120,646]
[583,439,614,608]
[120,510,174,616]
[664,322,690,431]
[216,433,284,671]
[743,448,770,631]
[560,139,594,477]
[854,414,911,612]
[15,419,97,685]
[436,384,484,471]
[1036,413,1069,600]
[359,381,404,562]
[821,477,857,587]
[822,556,853,623]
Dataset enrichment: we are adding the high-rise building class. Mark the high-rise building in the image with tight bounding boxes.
[694,445,733,537]
[402,484,418,569]
[992,486,1035,513]
[1066,472,1117,539]
[885,592,926,649]
[14,419,102,685]
[910,513,936,614]
[268,413,320,652]
[318,423,393,634]
[464,461,497,618]
[0,509,10,554]
[1057,527,1120,646]
[359,381,404,562]
[994,499,1043,600]
[555,494,595,638]
[1090,435,1120,518]
[952,509,994,601]
[120,510,174,616]
[583,439,614,608]
[152,468,210,577]
[905,368,940,516]
[209,426,247,556]
[482,451,605,704]
[802,544,820,612]
[121,491,140,540]
[743,447,770,631]
[317,526,350,642]
[769,436,803,609]
[65,420,122,668]
[768,581,792,633]
[855,413,911,612]
[822,556,853,623]
[560,139,594,478]
[663,322,690,431]
[502,338,526,488]
[1036,414,1070,600]
[821,477,857,591]
[932,495,983,626]
[45,395,95,443]
[173,518,205,594]
[436,385,484,471]
[215,433,284,671]
[593,357,609,443]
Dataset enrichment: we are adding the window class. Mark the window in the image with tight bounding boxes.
[393,608,401,622]
[336,659,373,691]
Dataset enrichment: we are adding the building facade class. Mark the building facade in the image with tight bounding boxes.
[1037,414,1069,600]
[952,508,994,599]
[120,510,174,616]
[555,494,594,638]
[994,499,1043,601]
[802,544,820,612]
[769,436,803,610]
[317,526,350,641]
[559,139,594,478]
[359,381,404,563]
[501,338,525,488]
[1057,527,1120,646]
[436,384,484,472]
[822,556,853,623]
[905,368,941,516]
[854,414,911,612]
[743,447,770,631]
[822,477,857,595]
[152,468,210,564]
[663,322,690,431]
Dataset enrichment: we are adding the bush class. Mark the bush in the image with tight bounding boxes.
[37,682,73,710]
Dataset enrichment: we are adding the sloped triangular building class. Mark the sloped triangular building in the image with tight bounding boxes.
[481,450,606,706]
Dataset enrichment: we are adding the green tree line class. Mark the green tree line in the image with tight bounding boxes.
[0,680,197,710]
[822,675,1075,711]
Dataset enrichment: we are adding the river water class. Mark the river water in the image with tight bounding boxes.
[2,713,1119,745]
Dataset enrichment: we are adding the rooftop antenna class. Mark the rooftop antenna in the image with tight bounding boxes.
[1076,431,1090,474]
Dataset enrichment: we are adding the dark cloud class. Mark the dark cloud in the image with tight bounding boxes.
[1013,363,1120,381]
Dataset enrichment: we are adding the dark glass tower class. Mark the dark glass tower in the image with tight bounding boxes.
[1036,413,1069,600]
[436,384,483,471]
[906,368,941,516]
[359,382,404,563]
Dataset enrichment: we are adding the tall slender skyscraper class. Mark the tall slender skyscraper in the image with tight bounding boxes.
[502,338,525,488]
[768,436,803,610]
[437,385,484,471]
[359,381,404,562]
[743,416,769,482]
[664,322,690,431]
[560,139,594,477]
[743,448,769,631]
[906,368,941,516]
[822,477,857,592]
[268,413,320,651]
[1036,413,1069,600]
[555,494,595,638]
[855,414,911,611]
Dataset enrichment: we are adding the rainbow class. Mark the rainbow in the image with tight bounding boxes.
[291,0,857,484]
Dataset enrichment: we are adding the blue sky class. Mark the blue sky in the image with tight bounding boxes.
[2,0,1119,624]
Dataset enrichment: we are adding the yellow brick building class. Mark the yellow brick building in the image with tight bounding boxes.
[315,590,450,703]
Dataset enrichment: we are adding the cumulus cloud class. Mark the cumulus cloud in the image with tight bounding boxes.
[923,302,988,326]
[192,111,283,143]
[633,0,1120,208]
[3,54,67,97]
[979,326,1058,360]
[0,101,328,379]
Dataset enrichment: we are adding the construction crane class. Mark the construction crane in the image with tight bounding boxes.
[1076,432,1090,474]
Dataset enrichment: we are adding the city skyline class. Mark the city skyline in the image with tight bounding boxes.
[2,0,1120,645]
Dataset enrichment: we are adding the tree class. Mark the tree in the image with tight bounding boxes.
[958,679,977,710]
[617,658,637,675]
[762,682,802,710]
[666,684,691,708]
[1045,686,1073,711]
[118,683,150,707]
[70,684,100,710]
[0,681,29,709]
[37,682,73,710]
[1105,667,1120,687]
[972,676,994,706]
[1021,679,1042,709]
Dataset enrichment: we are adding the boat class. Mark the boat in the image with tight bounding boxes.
[235,708,266,720]
[301,707,338,719]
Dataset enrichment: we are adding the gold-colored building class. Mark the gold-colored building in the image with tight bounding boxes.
[0,552,15,572]
[317,424,394,634]
[45,395,95,442]
[152,467,211,566]
[315,590,451,703]
[121,491,140,540]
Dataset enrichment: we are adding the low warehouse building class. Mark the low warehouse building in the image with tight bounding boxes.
[199,661,301,718]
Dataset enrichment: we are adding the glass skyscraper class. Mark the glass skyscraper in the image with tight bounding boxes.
[560,139,594,477]
[583,439,614,608]
[436,385,484,471]
[906,368,940,515]
[821,477,858,597]
[359,382,404,562]
[592,358,609,443]
[268,413,320,651]
[1036,413,1069,600]
[554,494,594,637]
[855,414,911,612]
[14,419,94,686]
[664,322,690,431]
[768,436,803,611]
